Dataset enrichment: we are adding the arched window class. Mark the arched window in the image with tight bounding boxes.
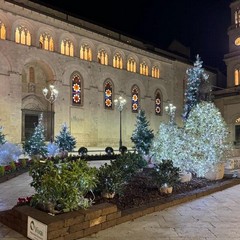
[61,39,74,56]
[155,90,162,115]
[0,21,6,40]
[71,73,82,106]
[152,66,160,78]
[235,9,240,27]
[39,33,54,51]
[97,49,108,65]
[127,57,136,72]
[15,25,31,46]
[113,53,123,69]
[80,44,92,61]
[131,85,140,113]
[104,80,113,109]
[235,68,240,86]
[140,61,149,76]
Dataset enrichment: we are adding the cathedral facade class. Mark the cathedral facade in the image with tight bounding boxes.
[0,0,217,148]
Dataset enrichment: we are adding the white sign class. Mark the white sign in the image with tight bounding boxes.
[27,216,48,240]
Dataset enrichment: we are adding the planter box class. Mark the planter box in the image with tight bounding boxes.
[1,179,240,240]
[0,169,29,184]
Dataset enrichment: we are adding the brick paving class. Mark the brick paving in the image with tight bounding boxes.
[1,171,240,239]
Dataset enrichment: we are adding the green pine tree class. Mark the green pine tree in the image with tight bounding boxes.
[182,54,210,122]
[0,125,6,145]
[131,109,154,156]
[23,113,47,158]
[55,123,76,152]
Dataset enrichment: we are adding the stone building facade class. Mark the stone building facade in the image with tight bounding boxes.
[214,0,240,146]
[0,0,217,148]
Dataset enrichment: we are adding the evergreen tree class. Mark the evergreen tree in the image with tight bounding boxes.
[23,113,47,158]
[55,122,76,152]
[131,109,154,156]
[182,54,210,122]
[185,101,230,177]
[0,125,6,145]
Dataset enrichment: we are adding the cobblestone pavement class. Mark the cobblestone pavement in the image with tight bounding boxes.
[1,171,240,239]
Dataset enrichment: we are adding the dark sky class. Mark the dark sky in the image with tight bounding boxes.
[32,0,231,74]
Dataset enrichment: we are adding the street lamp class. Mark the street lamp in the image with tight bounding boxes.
[114,96,127,149]
[165,103,176,125]
[42,84,58,142]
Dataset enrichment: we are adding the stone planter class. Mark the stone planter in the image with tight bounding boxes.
[179,172,192,183]
[205,163,225,180]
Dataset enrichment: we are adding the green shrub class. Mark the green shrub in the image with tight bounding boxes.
[20,158,27,168]
[0,165,5,177]
[9,161,16,172]
[29,158,97,213]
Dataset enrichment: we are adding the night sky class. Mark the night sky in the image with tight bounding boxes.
[31,0,231,74]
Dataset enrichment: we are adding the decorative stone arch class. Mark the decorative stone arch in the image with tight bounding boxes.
[21,59,56,141]
[0,12,11,40]
[11,18,35,44]
[58,32,77,56]
[36,26,56,50]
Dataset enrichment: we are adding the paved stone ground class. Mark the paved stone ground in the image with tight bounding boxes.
[1,168,240,239]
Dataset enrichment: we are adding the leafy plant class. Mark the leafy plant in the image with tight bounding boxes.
[0,165,5,177]
[96,163,124,195]
[151,160,180,188]
[9,161,16,172]
[29,158,97,213]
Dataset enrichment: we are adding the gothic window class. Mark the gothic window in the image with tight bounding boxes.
[39,33,54,51]
[113,53,123,69]
[61,39,74,56]
[131,85,140,113]
[235,68,240,86]
[71,73,82,106]
[15,25,31,46]
[104,80,113,109]
[80,44,92,61]
[152,66,160,78]
[155,90,162,115]
[235,9,240,27]
[127,57,136,72]
[97,49,108,65]
[0,21,6,40]
[140,61,149,76]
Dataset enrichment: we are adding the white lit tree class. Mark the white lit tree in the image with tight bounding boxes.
[182,54,210,122]
[55,122,76,152]
[185,101,230,177]
[23,113,47,158]
[131,109,154,156]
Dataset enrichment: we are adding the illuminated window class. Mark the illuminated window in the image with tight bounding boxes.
[71,73,82,106]
[152,66,160,78]
[39,33,54,51]
[127,57,136,72]
[155,90,162,115]
[15,25,31,46]
[97,49,108,65]
[113,53,123,69]
[140,61,149,76]
[61,39,74,56]
[80,44,92,61]
[131,85,140,113]
[104,80,113,109]
[235,68,240,86]
[0,21,6,40]
[235,9,240,27]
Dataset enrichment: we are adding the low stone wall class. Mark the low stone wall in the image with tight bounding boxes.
[1,179,240,240]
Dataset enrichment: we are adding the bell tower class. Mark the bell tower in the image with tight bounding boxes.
[225,0,240,87]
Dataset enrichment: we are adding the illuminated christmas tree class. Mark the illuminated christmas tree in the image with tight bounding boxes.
[23,113,47,158]
[182,54,210,122]
[131,109,154,156]
[55,122,76,152]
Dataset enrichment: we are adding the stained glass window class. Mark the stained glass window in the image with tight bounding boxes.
[71,73,82,106]
[104,80,113,109]
[155,91,162,115]
[131,85,139,113]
